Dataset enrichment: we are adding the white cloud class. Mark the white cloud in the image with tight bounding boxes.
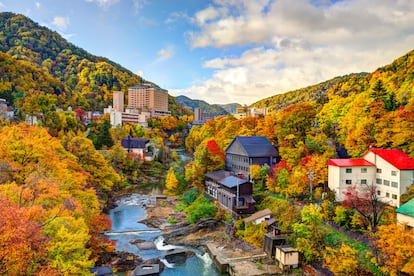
[84,0,120,9]
[0,2,5,8]
[133,0,148,15]
[35,2,40,8]
[52,16,70,31]
[154,47,174,64]
[177,0,414,104]
[158,48,173,59]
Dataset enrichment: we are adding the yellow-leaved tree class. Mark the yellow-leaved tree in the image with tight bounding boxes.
[324,243,359,275]
[165,167,178,195]
[374,223,414,276]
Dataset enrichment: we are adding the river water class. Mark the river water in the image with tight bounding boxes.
[107,194,222,275]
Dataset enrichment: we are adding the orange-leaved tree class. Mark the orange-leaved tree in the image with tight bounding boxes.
[374,223,414,276]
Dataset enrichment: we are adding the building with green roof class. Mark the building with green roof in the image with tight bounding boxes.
[396,198,414,228]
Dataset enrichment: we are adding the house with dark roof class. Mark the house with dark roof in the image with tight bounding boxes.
[121,136,155,161]
[328,149,414,207]
[205,136,279,215]
[225,136,279,180]
[205,170,255,215]
[396,198,414,229]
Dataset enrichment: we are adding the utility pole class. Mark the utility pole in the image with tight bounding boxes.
[309,170,314,202]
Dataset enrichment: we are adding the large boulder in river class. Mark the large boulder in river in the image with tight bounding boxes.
[162,248,195,264]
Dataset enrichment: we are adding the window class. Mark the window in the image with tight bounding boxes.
[392,194,398,200]
[361,168,367,173]
[377,168,382,173]
[361,179,367,184]
[346,168,352,173]
[345,179,352,185]
[386,192,390,198]
[383,180,390,186]
[391,170,397,176]
[391,182,398,188]
[377,190,381,196]
[376,178,382,184]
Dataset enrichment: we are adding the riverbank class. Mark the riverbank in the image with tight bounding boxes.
[143,195,283,275]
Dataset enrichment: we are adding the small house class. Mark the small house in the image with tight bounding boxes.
[243,208,272,225]
[121,136,154,161]
[275,245,299,271]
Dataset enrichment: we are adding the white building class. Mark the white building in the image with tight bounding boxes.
[328,149,414,207]
[328,158,376,202]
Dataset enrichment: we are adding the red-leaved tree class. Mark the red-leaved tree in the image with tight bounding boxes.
[343,184,386,231]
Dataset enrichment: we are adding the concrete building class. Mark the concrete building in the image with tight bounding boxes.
[113,91,124,112]
[328,149,414,207]
[128,85,170,116]
[192,107,216,125]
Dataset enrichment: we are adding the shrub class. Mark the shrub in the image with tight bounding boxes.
[185,195,217,223]
[180,187,199,206]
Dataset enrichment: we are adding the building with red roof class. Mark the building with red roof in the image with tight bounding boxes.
[328,149,414,207]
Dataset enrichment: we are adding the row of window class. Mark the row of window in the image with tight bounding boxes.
[376,190,398,200]
[345,168,398,176]
[376,178,398,188]
[344,179,399,188]
[229,155,249,163]
[230,164,248,173]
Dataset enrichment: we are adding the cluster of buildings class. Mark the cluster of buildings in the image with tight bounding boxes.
[104,85,171,128]
[204,136,279,215]
[193,107,268,125]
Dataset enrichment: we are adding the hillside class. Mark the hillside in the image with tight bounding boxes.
[252,50,414,113]
[176,95,228,115]
[250,73,369,112]
[0,12,190,115]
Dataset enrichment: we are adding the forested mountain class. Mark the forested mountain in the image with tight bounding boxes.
[176,95,228,114]
[250,73,369,112]
[0,12,149,111]
[218,103,242,114]
[252,50,413,113]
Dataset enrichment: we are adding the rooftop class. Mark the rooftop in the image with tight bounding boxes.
[396,198,414,218]
[369,149,414,170]
[328,158,375,167]
[121,137,149,149]
[226,136,278,157]
[244,208,272,224]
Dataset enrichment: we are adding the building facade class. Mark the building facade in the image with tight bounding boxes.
[128,85,170,116]
[328,149,414,207]
[225,136,279,180]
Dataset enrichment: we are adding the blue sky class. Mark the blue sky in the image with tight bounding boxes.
[1,0,414,105]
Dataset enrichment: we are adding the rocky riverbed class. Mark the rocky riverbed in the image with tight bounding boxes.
[101,194,280,275]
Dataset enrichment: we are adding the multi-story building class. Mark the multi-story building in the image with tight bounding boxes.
[225,136,279,180]
[113,91,124,112]
[128,85,170,116]
[328,149,414,207]
[192,107,216,125]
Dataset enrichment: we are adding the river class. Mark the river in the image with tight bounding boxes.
[107,194,223,275]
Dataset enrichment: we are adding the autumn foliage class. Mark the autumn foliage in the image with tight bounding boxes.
[0,124,118,274]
